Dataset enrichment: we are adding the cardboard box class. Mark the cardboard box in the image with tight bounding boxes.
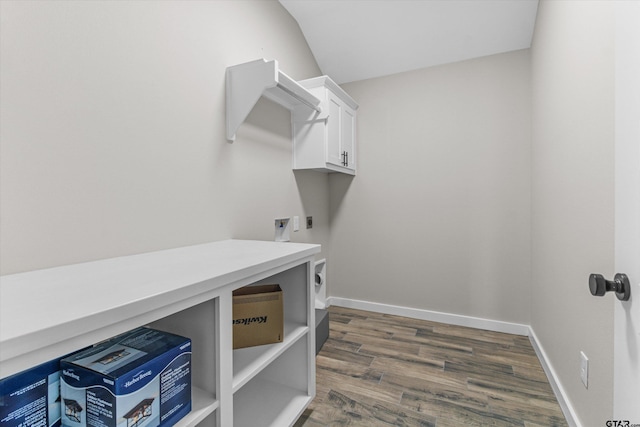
[232,284,284,349]
[60,328,191,427]
[0,352,77,427]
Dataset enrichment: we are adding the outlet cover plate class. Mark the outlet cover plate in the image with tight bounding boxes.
[580,351,589,388]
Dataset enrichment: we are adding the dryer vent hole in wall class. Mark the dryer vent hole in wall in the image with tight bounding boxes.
[314,259,326,310]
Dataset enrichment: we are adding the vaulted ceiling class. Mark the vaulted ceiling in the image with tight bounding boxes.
[279,0,539,84]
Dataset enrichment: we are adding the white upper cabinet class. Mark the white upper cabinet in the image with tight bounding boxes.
[292,76,358,175]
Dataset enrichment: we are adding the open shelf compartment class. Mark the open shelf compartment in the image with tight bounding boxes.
[231,263,311,391]
[232,322,308,392]
[150,298,220,427]
[175,387,219,427]
[233,336,313,427]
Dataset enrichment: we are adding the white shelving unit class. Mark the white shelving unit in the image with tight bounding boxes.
[226,59,322,142]
[0,239,320,427]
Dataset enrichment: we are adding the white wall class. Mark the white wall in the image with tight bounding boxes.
[0,0,329,275]
[331,50,532,325]
[531,1,615,425]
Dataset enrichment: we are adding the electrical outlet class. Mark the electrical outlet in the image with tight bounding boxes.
[580,351,589,388]
[293,216,300,232]
[306,216,313,229]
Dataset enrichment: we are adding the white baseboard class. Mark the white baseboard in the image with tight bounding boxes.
[528,327,581,427]
[327,296,529,336]
[326,296,580,427]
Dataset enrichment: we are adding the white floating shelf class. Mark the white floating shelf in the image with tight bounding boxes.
[225,58,322,141]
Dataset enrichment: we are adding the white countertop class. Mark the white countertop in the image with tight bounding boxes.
[0,239,320,377]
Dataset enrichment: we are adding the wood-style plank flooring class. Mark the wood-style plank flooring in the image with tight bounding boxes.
[295,306,568,427]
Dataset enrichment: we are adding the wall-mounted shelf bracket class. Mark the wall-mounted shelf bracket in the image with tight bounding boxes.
[226,58,322,141]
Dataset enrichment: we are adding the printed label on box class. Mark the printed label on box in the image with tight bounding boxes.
[60,328,191,427]
[232,284,284,349]
[1,356,71,427]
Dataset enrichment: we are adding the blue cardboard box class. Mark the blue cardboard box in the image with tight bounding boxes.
[1,356,69,427]
[60,328,191,427]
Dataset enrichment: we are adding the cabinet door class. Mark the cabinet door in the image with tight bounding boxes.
[341,106,355,170]
[326,93,343,167]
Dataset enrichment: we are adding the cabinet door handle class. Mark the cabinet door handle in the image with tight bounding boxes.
[341,151,349,167]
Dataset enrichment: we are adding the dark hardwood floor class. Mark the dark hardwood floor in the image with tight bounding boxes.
[295,306,568,427]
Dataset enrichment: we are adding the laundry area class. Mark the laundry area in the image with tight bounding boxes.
[1,1,639,427]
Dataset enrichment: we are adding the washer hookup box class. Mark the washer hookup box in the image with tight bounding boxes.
[60,327,191,427]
